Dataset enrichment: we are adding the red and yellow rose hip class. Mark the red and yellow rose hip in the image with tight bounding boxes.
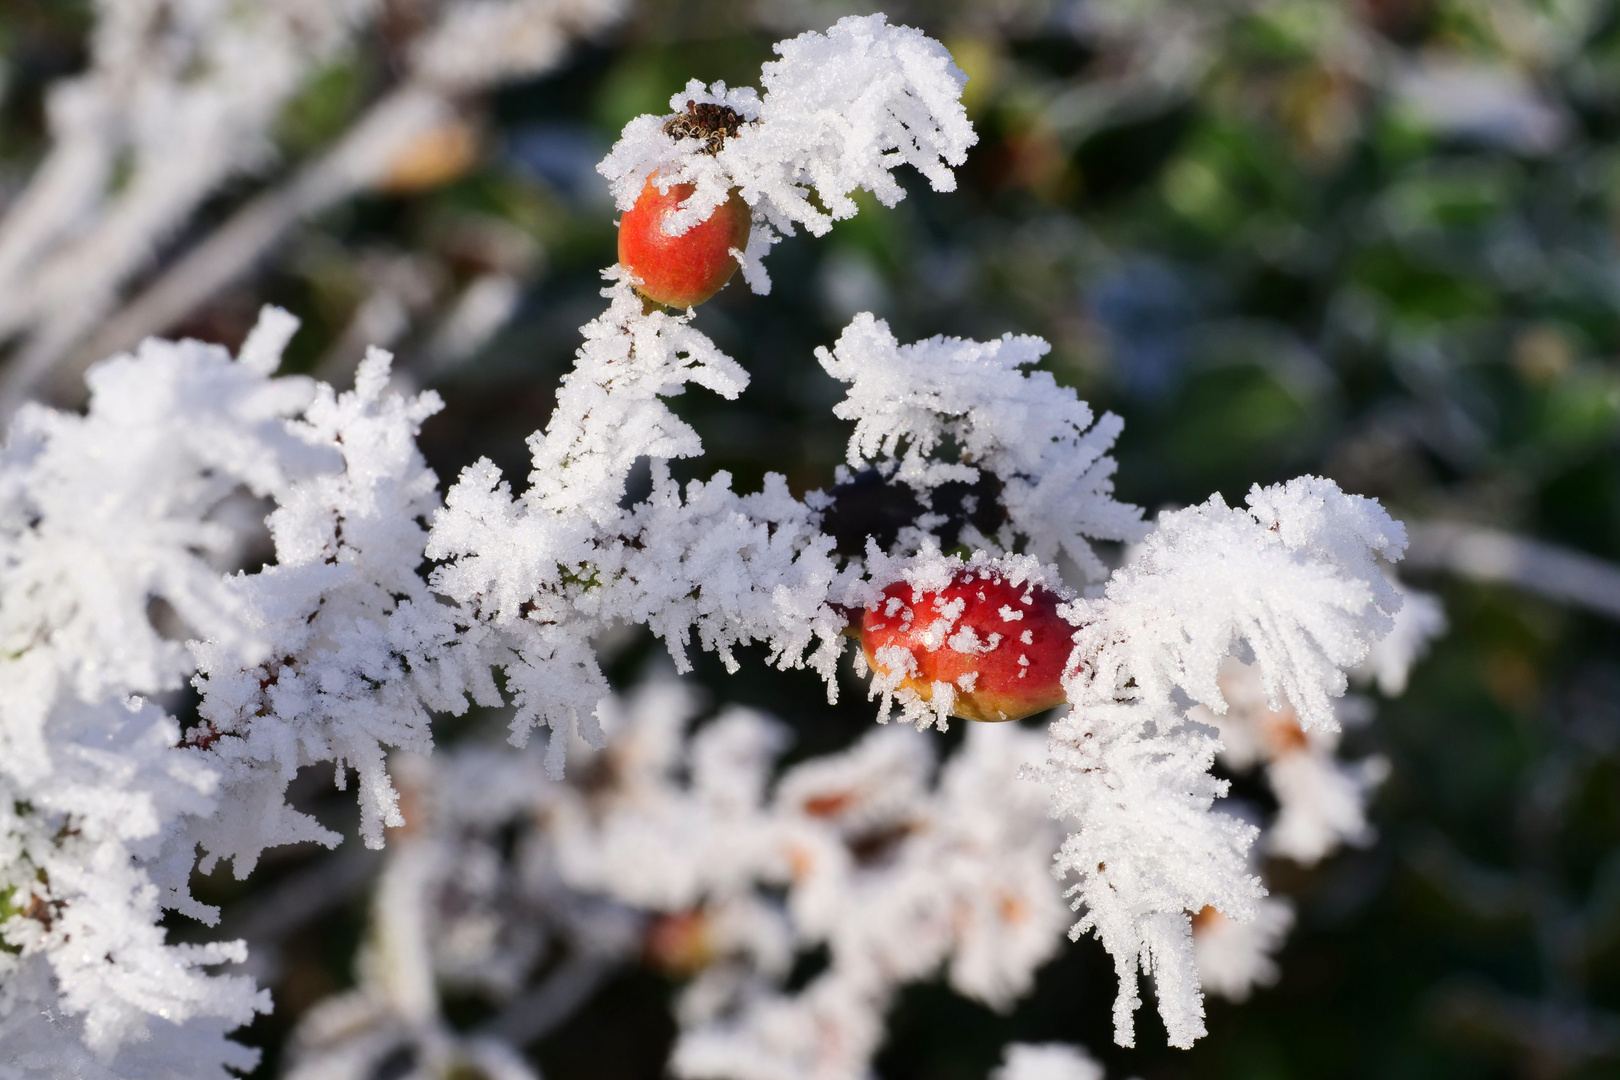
[860,568,1072,723]
[617,173,751,309]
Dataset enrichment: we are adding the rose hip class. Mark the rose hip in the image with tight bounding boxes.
[860,568,1072,722]
[618,174,750,309]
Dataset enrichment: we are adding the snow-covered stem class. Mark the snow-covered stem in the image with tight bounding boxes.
[1404,520,1620,624]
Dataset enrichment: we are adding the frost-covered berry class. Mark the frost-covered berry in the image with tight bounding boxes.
[618,173,750,309]
[860,568,1071,722]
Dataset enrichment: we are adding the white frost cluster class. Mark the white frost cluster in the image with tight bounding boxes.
[669,719,1065,1080]
[414,0,630,89]
[1180,580,1444,1001]
[0,312,326,1074]
[1359,576,1448,696]
[1191,659,1389,867]
[1045,479,1409,1048]
[274,746,599,1080]
[428,273,855,777]
[992,1042,1107,1080]
[190,343,500,867]
[1189,900,1295,1004]
[818,314,1147,576]
[598,14,976,293]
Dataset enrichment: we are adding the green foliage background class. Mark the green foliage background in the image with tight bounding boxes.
[5,1,1620,1078]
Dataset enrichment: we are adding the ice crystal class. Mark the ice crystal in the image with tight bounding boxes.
[818,313,1147,576]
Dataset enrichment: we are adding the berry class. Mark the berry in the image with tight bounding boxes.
[860,567,1072,722]
[645,908,715,975]
[618,174,751,309]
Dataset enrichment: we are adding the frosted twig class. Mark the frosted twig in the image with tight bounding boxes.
[0,0,371,417]
[39,86,463,414]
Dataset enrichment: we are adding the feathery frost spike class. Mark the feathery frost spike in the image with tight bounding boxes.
[1044,475,1406,1048]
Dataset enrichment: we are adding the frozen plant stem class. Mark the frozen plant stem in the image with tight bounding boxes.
[27,87,458,411]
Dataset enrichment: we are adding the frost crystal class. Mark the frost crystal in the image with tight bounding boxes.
[428,274,856,775]
[1359,575,1447,696]
[1191,658,1391,866]
[1045,478,1408,1048]
[1190,899,1295,1003]
[191,345,499,865]
[0,312,318,1072]
[555,679,1069,1080]
[992,1042,1107,1080]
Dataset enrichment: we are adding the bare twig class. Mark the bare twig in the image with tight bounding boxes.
[1404,521,1620,622]
[476,951,616,1047]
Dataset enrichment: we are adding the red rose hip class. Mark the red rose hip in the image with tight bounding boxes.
[618,173,751,309]
[860,567,1072,723]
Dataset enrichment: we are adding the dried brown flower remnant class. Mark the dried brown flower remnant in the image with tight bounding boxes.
[802,790,857,818]
[664,100,745,154]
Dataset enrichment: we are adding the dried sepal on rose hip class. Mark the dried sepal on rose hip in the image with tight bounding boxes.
[617,101,752,309]
[859,557,1074,723]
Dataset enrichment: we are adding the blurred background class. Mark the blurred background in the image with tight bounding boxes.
[4,0,1620,1078]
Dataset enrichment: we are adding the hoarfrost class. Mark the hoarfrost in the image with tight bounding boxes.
[1045,478,1407,1048]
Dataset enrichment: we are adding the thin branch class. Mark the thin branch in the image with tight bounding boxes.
[476,951,616,1047]
[222,845,385,984]
[1404,521,1620,622]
